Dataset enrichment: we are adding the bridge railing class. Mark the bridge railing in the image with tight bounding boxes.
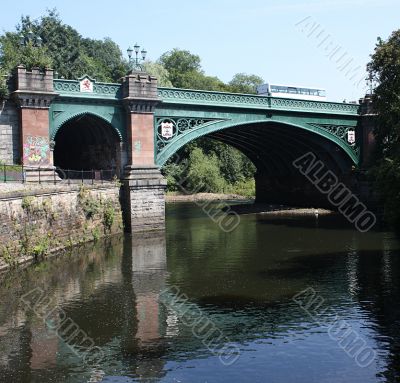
[0,164,118,185]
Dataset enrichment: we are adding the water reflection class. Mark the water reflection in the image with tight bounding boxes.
[0,204,400,382]
[0,232,170,382]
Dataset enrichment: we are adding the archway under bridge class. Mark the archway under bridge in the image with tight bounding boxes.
[53,113,123,177]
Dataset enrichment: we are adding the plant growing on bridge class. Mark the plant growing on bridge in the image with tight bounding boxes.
[103,200,115,232]
[78,186,101,219]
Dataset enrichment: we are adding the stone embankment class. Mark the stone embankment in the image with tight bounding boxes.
[0,183,123,272]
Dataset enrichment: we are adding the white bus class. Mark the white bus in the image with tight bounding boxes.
[256,83,327,101]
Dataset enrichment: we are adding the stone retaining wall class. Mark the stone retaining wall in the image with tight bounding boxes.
[0,183,123,271]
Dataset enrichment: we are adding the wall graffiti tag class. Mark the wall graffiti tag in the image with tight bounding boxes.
[23,136,50,165]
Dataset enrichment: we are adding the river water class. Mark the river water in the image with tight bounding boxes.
[0,202,400,383]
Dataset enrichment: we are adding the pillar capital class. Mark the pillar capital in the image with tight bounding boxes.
[121,71,159,101]
[11,66,58,109]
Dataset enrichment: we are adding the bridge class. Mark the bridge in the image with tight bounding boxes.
[5,66,375,232]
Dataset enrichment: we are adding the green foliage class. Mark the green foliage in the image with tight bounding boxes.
[186,147,227,193]
[143,61,172,87]
[227,179,256,198]
[367,30,400,158]
[0,245,17,266]
[32,235,50,258]
[78,186,100,218]
[103,200,115,231]
[0,30,52,72]
[0,10,128,82]
[92,227,101,242]
[21,196,35,212]
[367,29,400,227]
[162,160,187,192]
[228,73,264,94]
[158,48,201,88]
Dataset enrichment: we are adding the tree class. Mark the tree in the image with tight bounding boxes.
[158,48,202,88]
[186,147,226,193]
[367,30,400,158]
[142,61,172,87]
[0,30,52,72]
[228,73,264,94]
[367,29,400,227]
[0,10,129,82]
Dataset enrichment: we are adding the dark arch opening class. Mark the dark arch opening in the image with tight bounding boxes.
[163,120,354,208]
[207,121,354,206]
[54,114,121,173]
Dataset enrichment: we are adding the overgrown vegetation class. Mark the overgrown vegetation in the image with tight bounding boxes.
[78,185,101,218]
[103,200,115,231]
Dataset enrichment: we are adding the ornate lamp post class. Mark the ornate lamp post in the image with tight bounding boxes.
[127,43,147,72]
[19,30,42,47]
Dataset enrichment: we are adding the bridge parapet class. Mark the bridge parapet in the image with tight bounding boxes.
[53,78,121,99]
[158,87,359,115]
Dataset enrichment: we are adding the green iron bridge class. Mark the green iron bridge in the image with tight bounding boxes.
[49,75,362,178]
[12,68,373,230]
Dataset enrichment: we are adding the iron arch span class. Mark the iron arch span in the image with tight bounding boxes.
[160,121,356,207]
[53,113,123,175]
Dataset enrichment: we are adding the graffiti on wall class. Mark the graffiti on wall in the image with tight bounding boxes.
[23,136,50,165]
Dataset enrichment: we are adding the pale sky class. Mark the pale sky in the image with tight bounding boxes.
[1,0,398,101]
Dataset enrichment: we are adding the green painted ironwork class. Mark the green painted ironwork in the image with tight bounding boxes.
[53,77,121,99]
[50,78,361,167]
[155,117,225,154]
[157,87,359,115]
[308,123,359,156]
[49,101,125,140]
[155,88,360,166]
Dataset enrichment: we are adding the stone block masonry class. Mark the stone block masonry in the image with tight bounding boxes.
[0,183,123,272]
[0,100,20,164]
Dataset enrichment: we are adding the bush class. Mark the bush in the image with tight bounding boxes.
[186,147,227,193]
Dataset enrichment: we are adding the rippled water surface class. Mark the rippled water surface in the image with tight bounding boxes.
[1,202,400,382]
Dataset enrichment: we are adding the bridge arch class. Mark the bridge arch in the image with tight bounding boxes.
[156,118,358,170]
[53,112,123,173]
[156,118,357,206]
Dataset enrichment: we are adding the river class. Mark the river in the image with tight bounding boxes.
[0,202,399,382]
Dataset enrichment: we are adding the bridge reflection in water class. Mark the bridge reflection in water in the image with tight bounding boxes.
[0,204,400,382]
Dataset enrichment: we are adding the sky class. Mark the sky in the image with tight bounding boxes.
[0,0,399,101]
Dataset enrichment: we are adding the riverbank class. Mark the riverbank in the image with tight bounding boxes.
[227,203,335,216]
[165,192,253,202]
[166,193,335,217]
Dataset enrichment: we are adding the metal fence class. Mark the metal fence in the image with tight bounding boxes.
[0,164,118,184]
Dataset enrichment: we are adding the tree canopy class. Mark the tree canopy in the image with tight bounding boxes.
[0,10,129,82]
[367,29,400,227]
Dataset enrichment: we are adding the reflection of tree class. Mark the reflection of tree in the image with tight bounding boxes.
[166,206,358,301]
[350,237,400,382]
